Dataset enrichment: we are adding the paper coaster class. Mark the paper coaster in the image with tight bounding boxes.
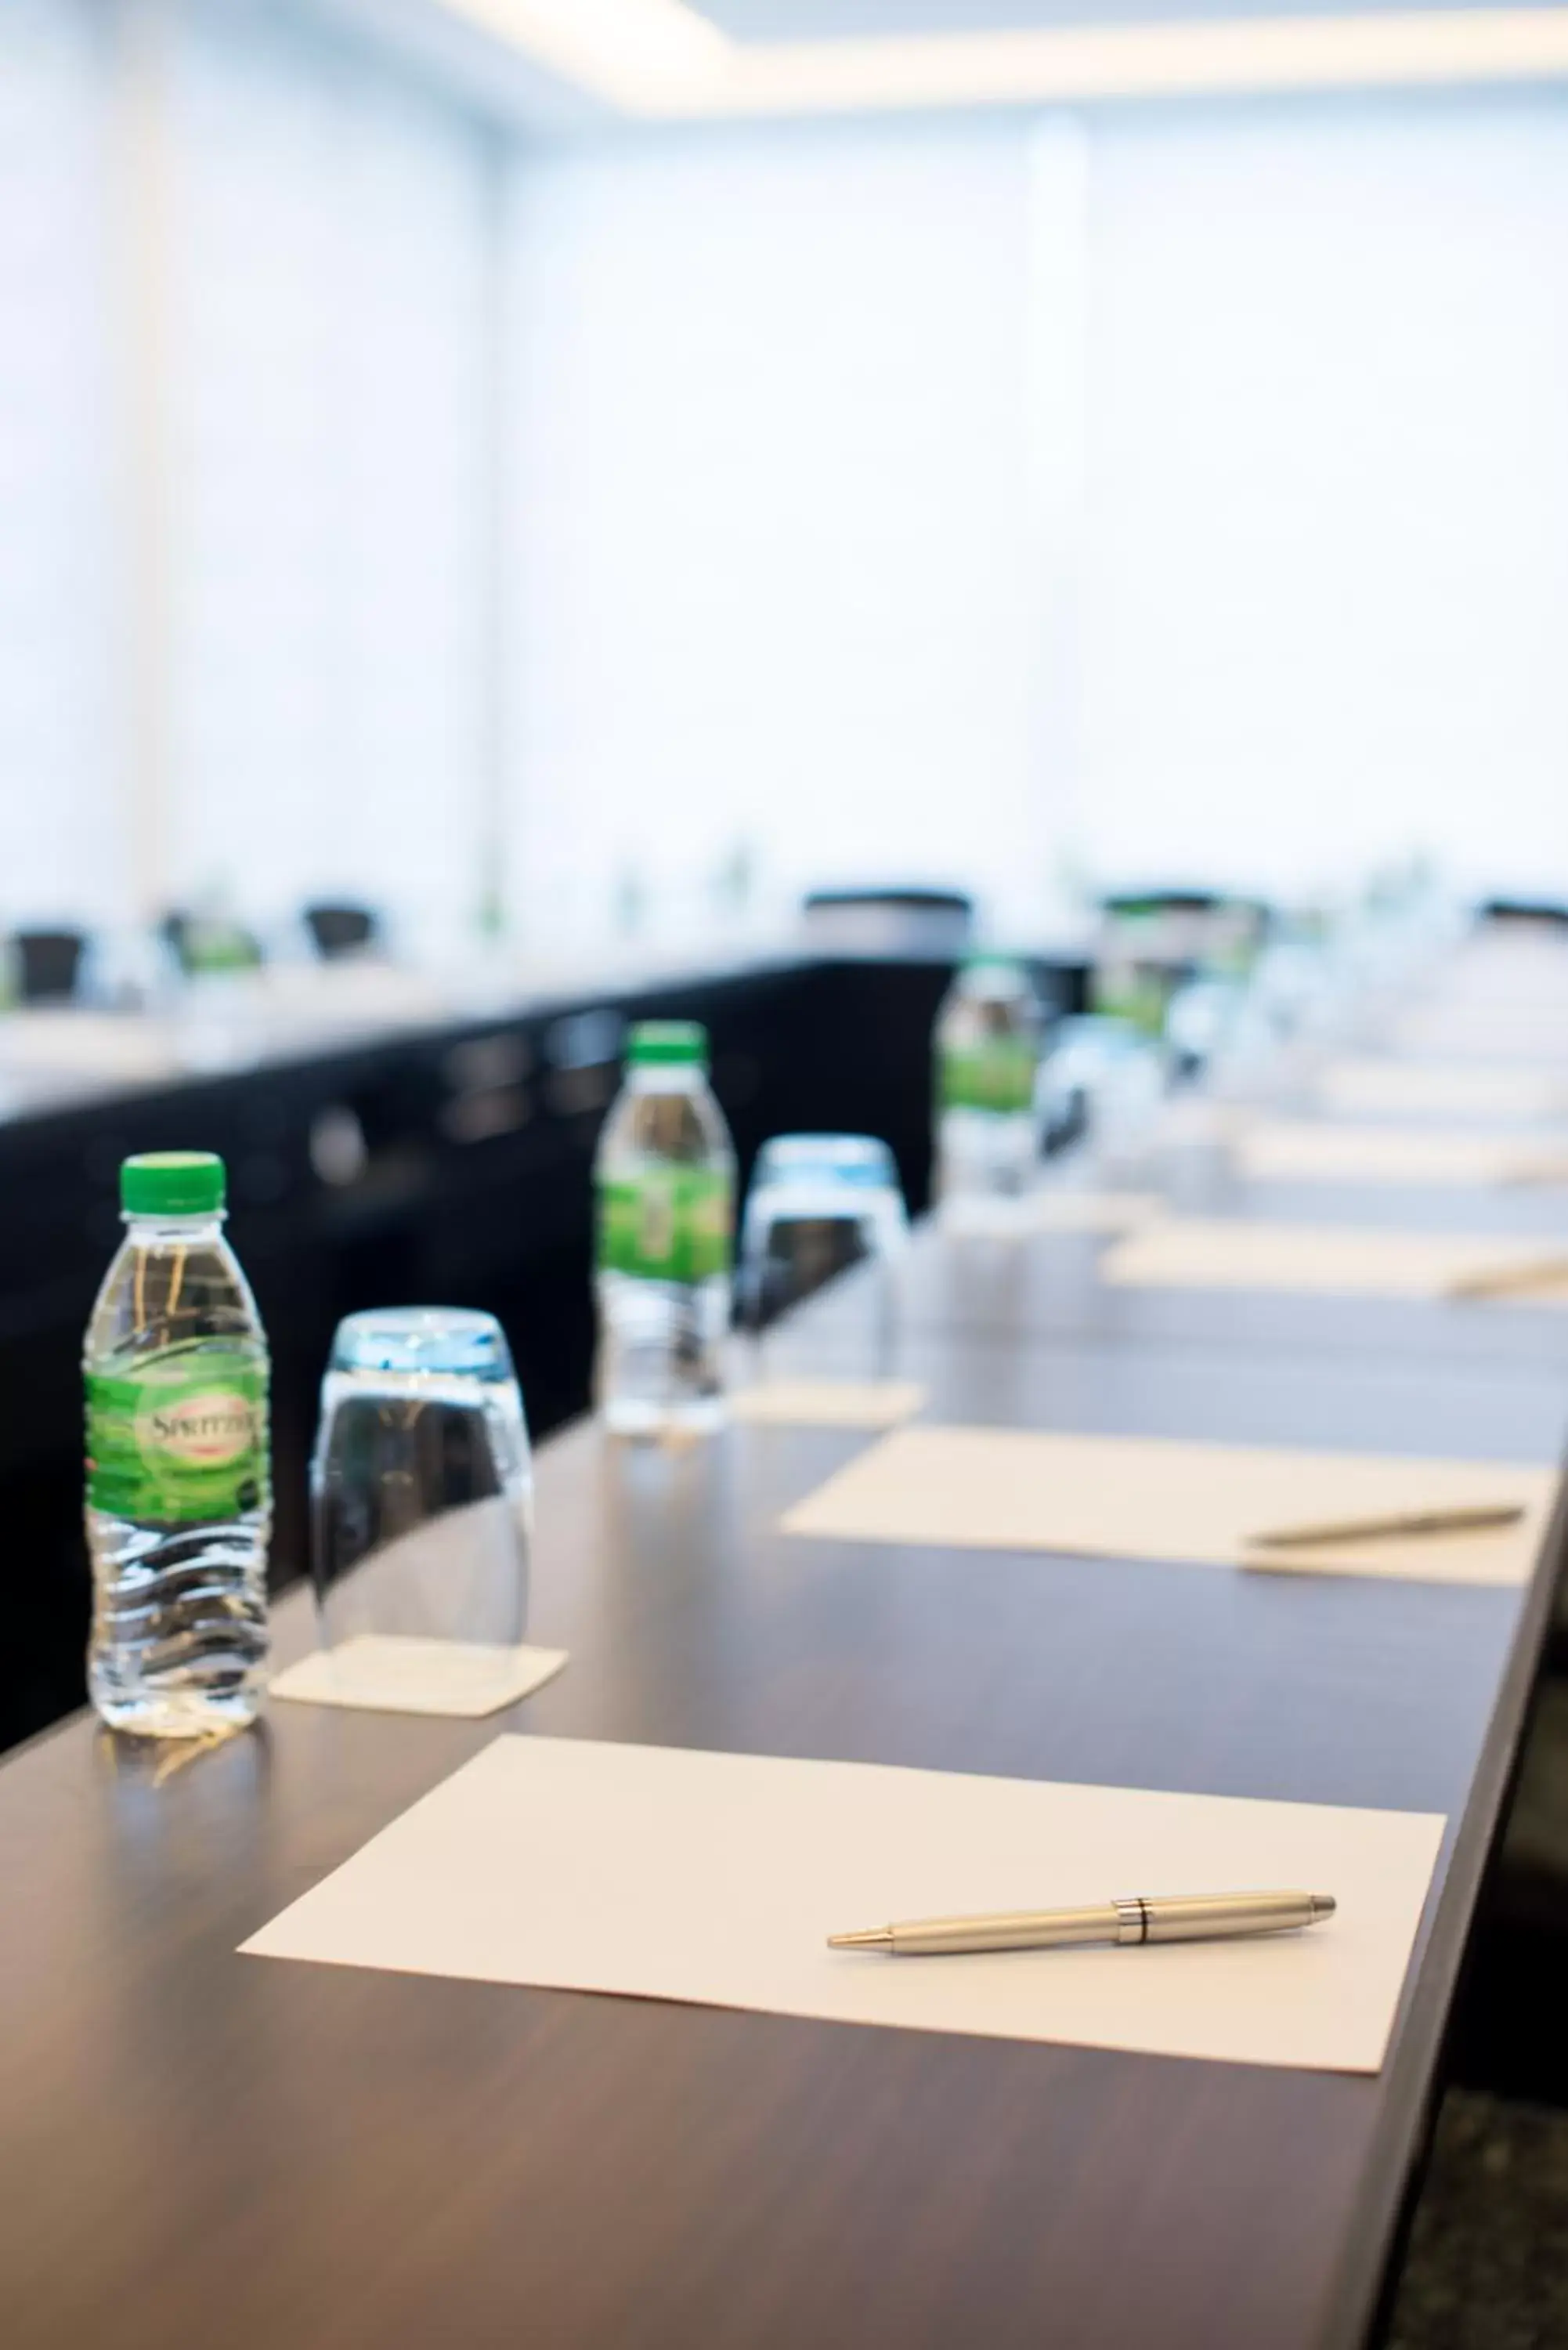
[270,1636,569,1719]
[940,1191,1163,1239]
[1157,1100,1251,1150]
[730,1379,927,1430]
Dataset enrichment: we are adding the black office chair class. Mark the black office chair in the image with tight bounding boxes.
[800,888,975,955]
[303,903,379,959]
[1481,897,1568,928]
[1101,888,1224,918]
[9,930,87,1003]
[1100,890,1273,931]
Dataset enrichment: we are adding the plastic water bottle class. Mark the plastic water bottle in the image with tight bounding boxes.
[84,1151,270,1734]
[594,1021,735,1434]
[934,955,1045,1202]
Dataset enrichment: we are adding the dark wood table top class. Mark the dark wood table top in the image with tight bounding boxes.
[786,1172,1568,1377]
[5,1188,1567,2348]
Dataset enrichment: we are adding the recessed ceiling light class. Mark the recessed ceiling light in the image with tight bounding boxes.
[443,0,727,107]
[443,0,1568,110]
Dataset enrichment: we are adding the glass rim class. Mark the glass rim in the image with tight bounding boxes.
[755,1131,896,1166]
[328,1306,515,1379]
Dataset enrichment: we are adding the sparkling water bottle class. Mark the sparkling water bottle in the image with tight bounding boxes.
[594,1021,735,1435]
[84,1151,270,1734]
[934,955,1045,1202]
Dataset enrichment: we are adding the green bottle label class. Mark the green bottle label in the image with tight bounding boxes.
[597,1169,732,1283]
[1092,966,1172,1039]
[939,1040,1039,1115]
[86,1344,270,1522]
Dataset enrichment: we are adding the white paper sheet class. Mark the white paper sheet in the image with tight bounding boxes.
[269,1636,568,1719]
[1389,1010,1568,1065]
[240,1734,1446,2073]
[1101,1217,1568,1306]
[1319,1061,1568,1122]
[1237,1122,1568,1188]
[729,1379,927,1429]
[780,1424,1553,1585]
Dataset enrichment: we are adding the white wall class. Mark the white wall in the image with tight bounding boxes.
[505,118,1057,943]
[509,93,1568,930]
[0,2,121,925]
[1082,96,1568,902]
[164,2,496,938]
[6,34,1568,947]
[0,0,500,945]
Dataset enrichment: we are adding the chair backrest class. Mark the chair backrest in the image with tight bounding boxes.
[1098,891,1270,978]
[1100,889,1223,917]
[304,903,378,959]
[11,930,87,1003]
[800,889,974,955]
[1482,897,1568,928]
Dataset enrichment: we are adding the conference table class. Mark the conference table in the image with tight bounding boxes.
[6,961,1568,2349]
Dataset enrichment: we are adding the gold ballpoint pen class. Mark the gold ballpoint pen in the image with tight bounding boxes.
[1446,1254,1568,1301]
[828,1888,1335,1957]
[1245,1503,1525,1552]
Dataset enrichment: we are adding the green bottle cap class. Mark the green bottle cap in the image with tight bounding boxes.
[121,1152,226,1217]
[627,1021,708,1068]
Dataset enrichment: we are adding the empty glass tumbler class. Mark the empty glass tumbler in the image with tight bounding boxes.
[309,1307,531,1653]
[1038,1016,1166,1176]
[739,1133,909,1333]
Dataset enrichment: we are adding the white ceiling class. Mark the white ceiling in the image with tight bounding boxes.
[705,0,1514,28]
[308,0,1568,128]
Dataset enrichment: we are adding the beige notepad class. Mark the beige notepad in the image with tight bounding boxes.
[781,1425,1552,1585]
[940,1190,1163,1238]
[240,1734,1445,2073]
[1319,1061,1568,1122]
[1237,1122,1568,1188]
[1391,1011,1568,1065]
[270,1636,568,1719]
[730,1379,927,1429]
[1102,1217,1568,1307]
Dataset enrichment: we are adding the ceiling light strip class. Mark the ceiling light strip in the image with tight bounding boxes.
[445,0,727,103]
[445,0,1568,113]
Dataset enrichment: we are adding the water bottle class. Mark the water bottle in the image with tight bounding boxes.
[594,1021,735,1434]
[84,1151,270,1734]
[934,956,1045,1201]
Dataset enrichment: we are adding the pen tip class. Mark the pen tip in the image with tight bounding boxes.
[1311,1894,1337,1921]
[827,1927,893,1951]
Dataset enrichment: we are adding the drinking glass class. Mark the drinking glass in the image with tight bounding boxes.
[739,1133,909,1351]
[1038,1016,1167,1176]
[309,1307,531,1651]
